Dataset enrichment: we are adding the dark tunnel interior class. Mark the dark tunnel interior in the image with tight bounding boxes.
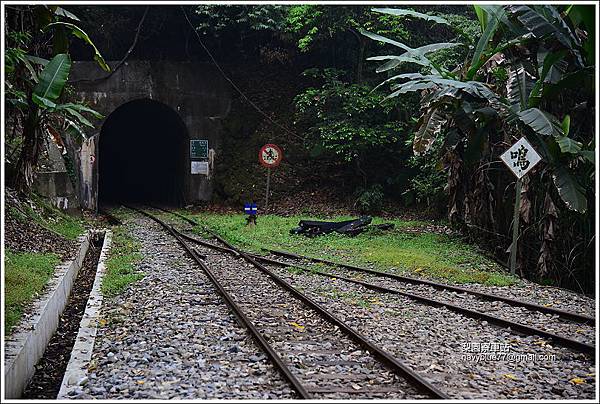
[98,99,188,206]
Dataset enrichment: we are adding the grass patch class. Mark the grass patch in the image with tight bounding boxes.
[188,213,517,287]
[108,206,137,221]
[4,250,60,334]
[102,226,144,297]
[17,193,86,240]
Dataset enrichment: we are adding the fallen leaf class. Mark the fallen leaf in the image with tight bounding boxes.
[503,374,518,380]
[576,329,585,333]
[569,378,586,385]
[351,383,361,390]
[87,360,98,372]
[137,380,145,385]
[289,322,305,332]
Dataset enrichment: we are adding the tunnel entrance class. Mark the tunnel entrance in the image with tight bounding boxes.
[98,99,188,206]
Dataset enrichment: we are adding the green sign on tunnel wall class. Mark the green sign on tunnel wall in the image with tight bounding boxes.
[190,139,208,159]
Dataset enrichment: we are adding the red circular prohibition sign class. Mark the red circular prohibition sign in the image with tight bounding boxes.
[258,144,283,168]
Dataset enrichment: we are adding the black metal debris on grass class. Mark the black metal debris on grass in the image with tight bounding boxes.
[290,216,394,237]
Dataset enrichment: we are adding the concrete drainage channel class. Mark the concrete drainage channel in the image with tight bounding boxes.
[4,229,112,399]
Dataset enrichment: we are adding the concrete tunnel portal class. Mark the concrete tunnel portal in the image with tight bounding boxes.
[98,99,188,206]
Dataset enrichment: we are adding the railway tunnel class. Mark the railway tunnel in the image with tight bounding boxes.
[98,99,188,206]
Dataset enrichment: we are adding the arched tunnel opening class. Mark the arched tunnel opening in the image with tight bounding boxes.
[98,99,188,206]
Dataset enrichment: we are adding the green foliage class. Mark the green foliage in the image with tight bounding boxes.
[286,5,324,52]
[366,5,594,214]
[372,8,450,25]
[32,53,71,107]
[294,69,406,162]
[102,226,144,297]
[552,167,588,214]
[285,5,411,53]
[355,184,385,213]
[407,153,447,209]
[189,213,516,286]
[25,193,86,240]
[5,5,107,191]
[45,21,110,71]
[4,250,60,334]
[365,5,595,288]
[194,5,288,38]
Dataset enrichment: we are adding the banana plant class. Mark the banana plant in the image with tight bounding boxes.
[30,53,103,137]
[8,5,108,192]
[364,5,594,214]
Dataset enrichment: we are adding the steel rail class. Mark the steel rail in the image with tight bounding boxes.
[206,230,449,399]
[149,205,198,226]
[256,256,595,356]
[265,248,595,326]
[123,205,312,399]
[98,208,123,226]
[149,206,594,325]
[172,231,595,356]
[133,208,450,399]
[145,207,448,398]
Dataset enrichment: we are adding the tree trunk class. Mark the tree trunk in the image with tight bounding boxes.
[355,157,368,188]
[349,28,366,84]
[12,106,41,194]
[356,37,365,84]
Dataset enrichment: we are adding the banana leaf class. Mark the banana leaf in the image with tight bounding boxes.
[552,166,587,213]
[372,8,450,25]
[32,53,71,105]
[46,22,110,72]
[518,108,564,137]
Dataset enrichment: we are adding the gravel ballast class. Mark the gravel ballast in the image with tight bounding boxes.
[262,261,596,399]
[166,212,596,400]
[202,245,429,399]
[79,211,596,400]
[77,217,294,400]
[264,256,596,345]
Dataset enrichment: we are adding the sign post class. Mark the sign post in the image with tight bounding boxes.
[258,144,283,209]
[500,137,542,276]
[265,167,271,208]
[508,179,522,275]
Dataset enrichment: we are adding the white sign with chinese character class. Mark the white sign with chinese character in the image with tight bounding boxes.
[500,137,542,179]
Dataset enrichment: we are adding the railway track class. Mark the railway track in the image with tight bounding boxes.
[265,249,595,326]
[150,207,595,357]
[148,206,594,325]
[98,207,123,226]
[126,206,448,399]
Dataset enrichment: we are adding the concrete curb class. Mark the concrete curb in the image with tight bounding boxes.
[4,231,92,399]
[58,229,112,399]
